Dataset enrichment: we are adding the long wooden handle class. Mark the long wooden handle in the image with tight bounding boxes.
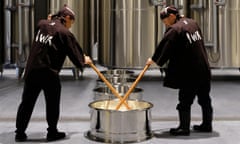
[115,64,150,110]
[89,63,131,110]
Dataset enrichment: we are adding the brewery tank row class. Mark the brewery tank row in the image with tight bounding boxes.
[1,0,240,75]
[86,69,153,143]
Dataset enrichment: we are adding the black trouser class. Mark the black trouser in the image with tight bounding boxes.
[16,69,61,133]
[176,79,213,126]
[177,79,212,112]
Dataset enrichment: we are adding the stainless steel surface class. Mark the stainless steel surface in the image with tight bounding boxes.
[188,0,219,65]
[0,1,3,71]
[101,69,134,77]
[4,0,33,66]
[98,0,159,68]
[215,0,240,67]
[93,85,143,101]
[2,0,240,78]
[187,0,240,67]
[96,77,136,88]
[4,0,12,64]
[3,0,33,78]
[86,100,153,143]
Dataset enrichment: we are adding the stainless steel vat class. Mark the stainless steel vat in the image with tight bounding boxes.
[93,85,143,101]
[101,69,134,77]
[96,76,136,88]
[85,100,153,143]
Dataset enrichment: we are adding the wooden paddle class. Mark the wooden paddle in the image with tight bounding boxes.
[115,64,150,110]
[89,63,131,110]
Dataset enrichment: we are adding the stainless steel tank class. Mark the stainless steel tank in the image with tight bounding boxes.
[215,0,240,67]
[4,0,34,78]
[98,0,161,69]
[187,0,240,68]
[0,0,4,74]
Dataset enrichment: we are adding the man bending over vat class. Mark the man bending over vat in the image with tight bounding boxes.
[146,6,213,136]
[15,5,92,142]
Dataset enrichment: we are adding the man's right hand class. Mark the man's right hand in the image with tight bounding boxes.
[84,56,92,64]
[146,58,154,65]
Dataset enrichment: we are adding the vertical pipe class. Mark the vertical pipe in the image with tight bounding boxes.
[4,0,12,64]
[122,0,127,65]
[137,0,141,64]
[213,1,218,54]
[0,1,4,58]
[199,0,204,32]
[0,0,4,73]
[92,0,99,61]
[18,0,23,55]
[90,0,95,58]
[110,0,115,67]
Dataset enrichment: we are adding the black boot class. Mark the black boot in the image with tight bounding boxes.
[15,132,27,142]
[46,128,66,141]
[193,124,212,132]
[170,127,190,136]
[193,107,213,132]
[170,111,190,136]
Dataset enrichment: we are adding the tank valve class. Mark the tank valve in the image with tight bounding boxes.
[214,0,225,6]
[150,0,166,6]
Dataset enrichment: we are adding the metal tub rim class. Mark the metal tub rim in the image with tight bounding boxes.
[93,86,144,94]
[100,69,134,76]
[88,99,153,112]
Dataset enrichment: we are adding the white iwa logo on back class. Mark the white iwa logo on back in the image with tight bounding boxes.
[35,30,53,46]
[186,30,202,44]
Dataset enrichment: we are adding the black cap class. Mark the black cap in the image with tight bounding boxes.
[160,6,179,20]
[57,4,75,20]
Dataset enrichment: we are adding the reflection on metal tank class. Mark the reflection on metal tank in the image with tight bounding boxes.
[0,0,4,73]
[98,0,160,69]
[216,0,240,67]
[4,0,34,77]
[188,0,240,68]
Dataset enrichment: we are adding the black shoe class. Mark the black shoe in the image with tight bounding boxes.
[47,131,66,141]
[15,133,27,142]
[193,124,212,132]
[170,127,190,136]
